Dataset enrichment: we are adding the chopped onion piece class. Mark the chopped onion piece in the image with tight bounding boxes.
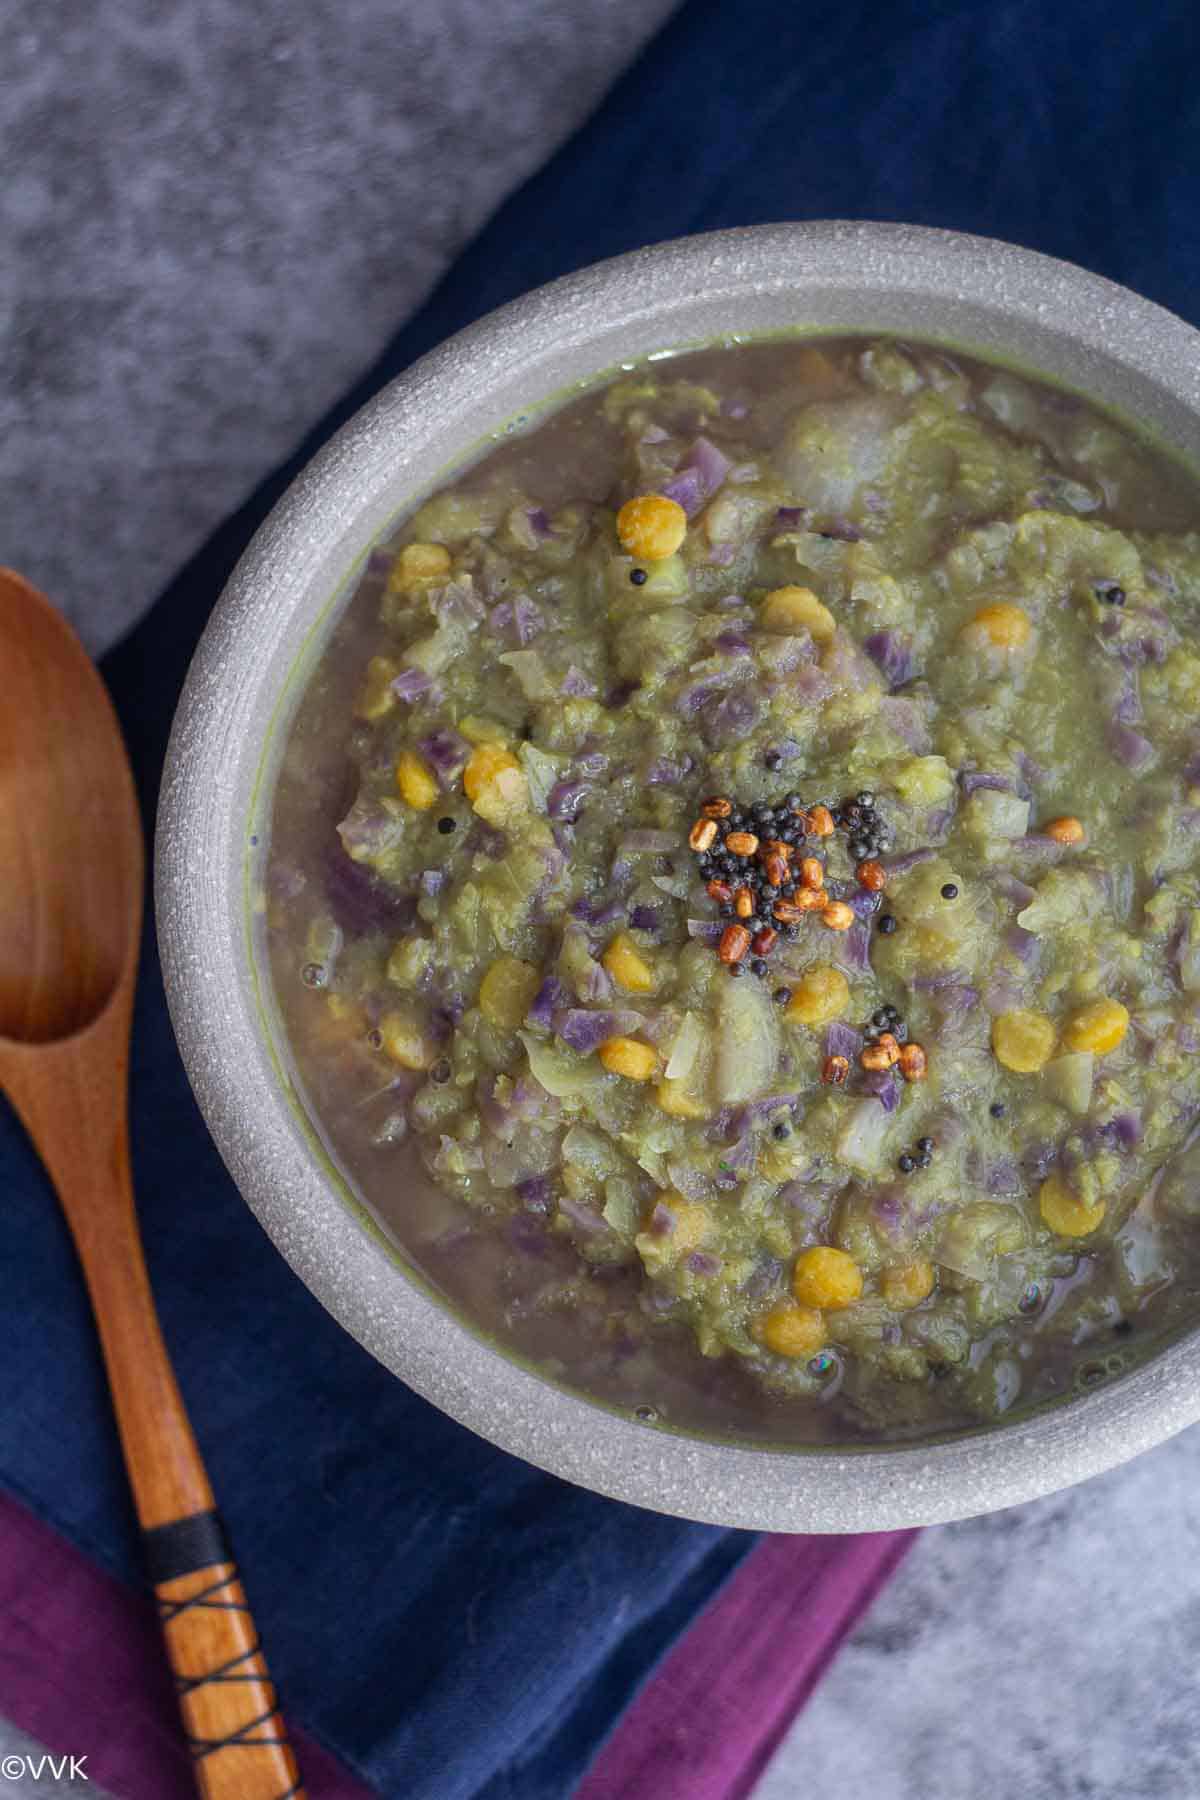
[665,1012,703,1081]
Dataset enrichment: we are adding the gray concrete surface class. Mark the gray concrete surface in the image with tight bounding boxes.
[760,1426,1200,1800]
[1,0,678,653]
[3,4,1196,1798]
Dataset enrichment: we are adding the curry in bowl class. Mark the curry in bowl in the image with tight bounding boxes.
[262,334,1200,1443]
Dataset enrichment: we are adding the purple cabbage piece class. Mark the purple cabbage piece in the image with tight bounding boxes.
[860,1068,902,1111]
[983,967,1024,1015]
[1004,923,1039,963]
[684,434,733,495]
[701,687,763,747]
[686,919,723,944]
[628,903,660,932]
[871,1186,904,1235]
[430,579,485,626]
[741,1256,785,1301]
[835,920,873,972]
[648,1201,676,1236]
[576,746,611,779]
[676,667,742,716]
[562,665,597,698]
[661,436,732,517]
[547,779,591,822]
[557,1195,613,1237]
[660,466,706,516]
[1089,1111,1143,1152]
[392,666,434,702]
[717,1130,759,1175]
[417,726,470,779]
[1107,721,1156,771]
[569,894,625,927]
[1111,673,1143,725]
[817,515,864,543]
[686,1251,722,1277]
[479,1073,560,1138]
[881,847,936,877]
[826,1020,863,1061]
[708,542,737,566]
[1008,834,1073,869]
[725,1096,799,1130]
[573,950,614,1006]
[323,848,417,936]
[878,695,932,754]
[553,1008,642,1054]
[646,754,693,787]
[990,870,1037,910]
[466,820,509,860]
[526,507,553,539]
[959,770,1014,797]
[909,969,971,993]
[419,868,446,898]
[775,505,807,528]
[933,983,981,1040]
[526,975,569,1027]
[985,1156,1021,1197]
[847,888,882,920]
[863,630,916,688]
[715,627,753,655]
[513,595,545,643]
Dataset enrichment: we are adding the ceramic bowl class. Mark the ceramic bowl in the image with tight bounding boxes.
[157,222,1200,1531]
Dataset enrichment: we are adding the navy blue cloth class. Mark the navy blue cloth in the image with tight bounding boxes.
[4,1,1199,1795]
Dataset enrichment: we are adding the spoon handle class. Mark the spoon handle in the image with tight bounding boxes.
[0,1030,304,1800]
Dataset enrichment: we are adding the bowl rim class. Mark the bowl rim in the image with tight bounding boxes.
[157,220,1200,1533]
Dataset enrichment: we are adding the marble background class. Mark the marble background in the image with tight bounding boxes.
[3,3,1197,1797]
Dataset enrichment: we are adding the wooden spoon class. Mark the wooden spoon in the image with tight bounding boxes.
[0,569,303,1800]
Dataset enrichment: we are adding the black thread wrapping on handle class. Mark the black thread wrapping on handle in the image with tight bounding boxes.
[147,1524,303,1791]
[143,1507,232,1583]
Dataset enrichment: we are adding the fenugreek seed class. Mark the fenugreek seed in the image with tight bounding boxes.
[706,879,733,903]
[735,887,755,919]
[821,901,855,931]
[857,859,887,892]
[764,852,788,887]
[898,1042,928,1081]
[725,831,760,857]
[876,1031,901,1066]
[702,797,733,820]
[808,805,835,837]
[860,1044,893,1071]
[822,1054,850,1086]
[751,926,778,955]
[793,888,827,913]
[799,856,824,890]
[762,838,793,860]
[689,818,718,852]
[718,923,751,964]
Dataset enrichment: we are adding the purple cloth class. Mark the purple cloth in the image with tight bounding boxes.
[577,1532,916,1799]
[0,1489,369,1799]
[0,1484,912,1800]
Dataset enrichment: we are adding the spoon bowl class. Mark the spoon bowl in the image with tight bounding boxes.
[0,571,141,1043]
